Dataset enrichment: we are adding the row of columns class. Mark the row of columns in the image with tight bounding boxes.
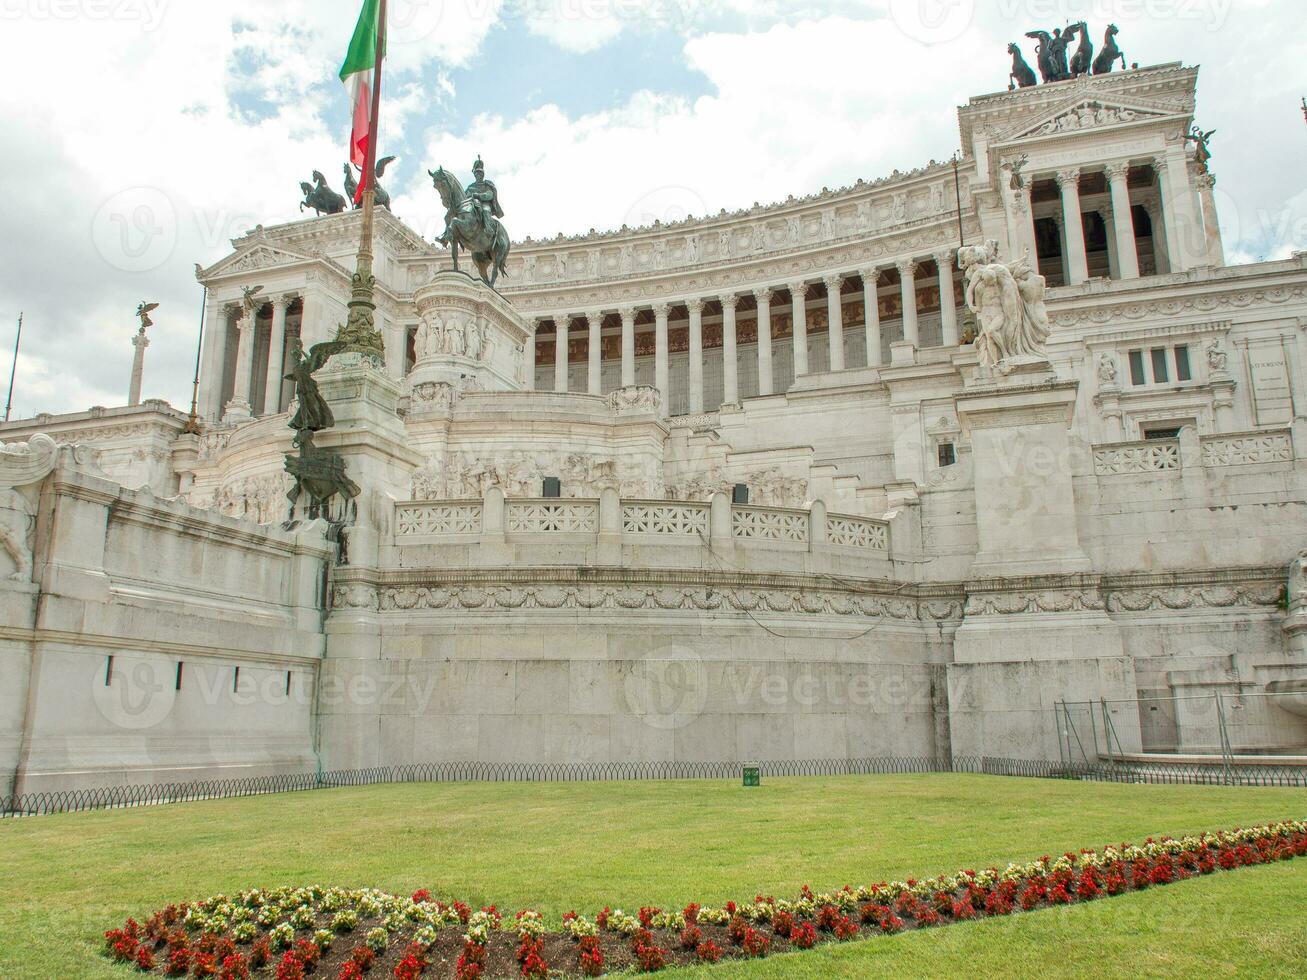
[535,251,961,413]
[1008,153,1214,287]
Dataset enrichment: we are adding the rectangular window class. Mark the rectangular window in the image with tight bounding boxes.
[1175,344,1192,382]
[233,666,241,694]
[732,484,750,505]
[105,655,114,687]
[285,671,292,697]
[175,662,184,691]
[1150,348,1169,384]
[938,443,957,468]
[1129,350,1146,386]
[1144,427,1182,441]
[542,477,562,499]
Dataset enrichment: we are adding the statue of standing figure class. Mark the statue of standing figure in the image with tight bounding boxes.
[959,241,1051,375]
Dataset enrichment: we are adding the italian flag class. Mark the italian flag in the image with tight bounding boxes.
[340,0,385,200]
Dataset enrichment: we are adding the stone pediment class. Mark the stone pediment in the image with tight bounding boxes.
[201,241,314,280]
[999,97,1176,145]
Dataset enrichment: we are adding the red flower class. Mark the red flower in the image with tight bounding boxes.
[790,923,817,949]
[456,941,486,980]
[134,946,156,972]
[638,906,660,929]
[816,905,841,932]
[338,966,364,980]
[634,941,667,972]
[680,925,702,950]
[728,915,748,945]
[350,946,375,971]
[875,914,902,936]
[682,903,701,925]
[250,939,272,969]
[578,940,604,978]
[595,908,610,931]
[274,952,306,980]
[193,951,220,978]
[165,947,191,976]
[771,910,794,938]
[411,889,432,904]
[220,953,250,980]
[696,941,723,963]
[742,927,771,957]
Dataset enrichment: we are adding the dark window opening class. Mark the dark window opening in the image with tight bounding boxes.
[732,484,750,505]
[1175,345,1192,382]
[1144,427,1182,441]
[1150,348,1169,384]
[105,655,114,687]
[542,477,562,499]
[175,662,184,691]
[938,443,957,468]
[1129,350,1146,386]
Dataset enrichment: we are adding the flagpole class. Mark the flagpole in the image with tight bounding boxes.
[183,286,207,434]
[4,312,22,423]
[341,0,388,363]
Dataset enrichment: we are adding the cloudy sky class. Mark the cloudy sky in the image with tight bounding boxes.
[1,0,1305,418]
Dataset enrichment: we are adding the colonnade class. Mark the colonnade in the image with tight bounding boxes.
[530,250,962,415]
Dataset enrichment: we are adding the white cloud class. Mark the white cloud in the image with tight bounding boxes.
[3,1,1307,417]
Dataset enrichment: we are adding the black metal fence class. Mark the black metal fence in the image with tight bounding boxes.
[4,755,1305,818]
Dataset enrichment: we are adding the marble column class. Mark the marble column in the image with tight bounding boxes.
[824,274,844,372]
[555,317,570,393]
[263,295,291,415]
[687,298,705,414]
[1105,162,1141,280]
[1056,169,1089,285]
[861,269,883,367]
[934,250,958,348]
[896,260,919,348]
[754,288,774,396]
[381,310,404,382]
[721,294,739,405]
[223,304,259,422]
[789,282,809,378]
[1197,172,1225,267]
[524,319,538,391]
[199,301,231,421]
[128,328,149,406]
[587,311,603,395]
[654,303,670,416]
[1154,153,1199,273]
[619,307,636,388]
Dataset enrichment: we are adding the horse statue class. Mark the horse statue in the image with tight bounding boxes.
[1093,24,1126,75]
[343,156,397,211]
[1008,42,1037,88]
[428,166,512,289]
[299,171,347,216]
[1068,21,1093,77]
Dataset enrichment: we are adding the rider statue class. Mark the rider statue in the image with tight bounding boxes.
[464,157,504,236]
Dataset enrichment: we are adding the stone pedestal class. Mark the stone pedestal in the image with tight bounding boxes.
[410,271,531,394]
[956,362,1088,578]
[314,352,424,569]
[950,360,1136,761]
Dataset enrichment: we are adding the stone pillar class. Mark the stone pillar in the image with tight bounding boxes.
[1155,151,1205,272]
[824,274,844,371]
[1105,162,1141,280]
[950,369,1133,762]
[687,298,705,414]
[1014,183,1037,261]
[555,317,570,393]
[654,303,670,416]
[587,310,603,395]
[788,282,809,378]
[619,307,636,388]
[264,295,290,415]
[861,269,883,367]
[1056,169,1089,285]
[128,328,149,407]
[223,304,259,423]
[381,310,404,383]
[896,259,919,348]
[754,288,774,396]
[1197,172,1225,267]
[524,319,538,391]
[198,300,231,421]
[934,250,958,348]
[1145,202,1169,274]
[721,294,739,405]
[1102,209,1121,280]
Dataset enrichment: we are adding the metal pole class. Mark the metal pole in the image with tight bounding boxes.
[184,287,207,434]
[4,312,21,422]
[953,153,965,246]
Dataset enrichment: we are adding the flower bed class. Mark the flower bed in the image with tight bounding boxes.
[104,819,1307,978]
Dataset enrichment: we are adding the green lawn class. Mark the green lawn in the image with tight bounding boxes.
[1,775,1304,978]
